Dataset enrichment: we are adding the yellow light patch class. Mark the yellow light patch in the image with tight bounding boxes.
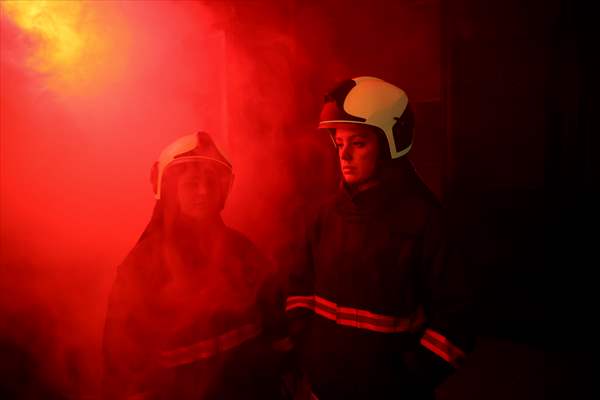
[1,0,127,95]
[3,1,84,69]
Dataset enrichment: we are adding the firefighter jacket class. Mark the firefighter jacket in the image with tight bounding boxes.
[102,216,284,400]
[286,164,474,400]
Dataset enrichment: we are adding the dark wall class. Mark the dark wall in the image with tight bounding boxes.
[444,0,552,346]
[442,0,595,398]
[444,0,596,346]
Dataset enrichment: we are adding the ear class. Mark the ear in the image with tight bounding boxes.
[150,161,159,195]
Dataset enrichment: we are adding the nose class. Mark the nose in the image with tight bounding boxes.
[340,144,352,161]
[195,180,209,197]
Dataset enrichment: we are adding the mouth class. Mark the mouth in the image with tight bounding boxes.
[342,167,356,174]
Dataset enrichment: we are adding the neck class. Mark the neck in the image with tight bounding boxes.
[344,158,415,195]
[165,213,223,239]
[347,178,380,195]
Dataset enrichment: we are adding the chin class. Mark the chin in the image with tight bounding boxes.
[181,209,211,220]
[343,174,357,184]
[344,175,364,185]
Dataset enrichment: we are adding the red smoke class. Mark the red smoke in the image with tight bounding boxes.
[1,1,441,397]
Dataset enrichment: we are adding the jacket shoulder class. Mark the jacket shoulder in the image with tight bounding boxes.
[115,232,161,278]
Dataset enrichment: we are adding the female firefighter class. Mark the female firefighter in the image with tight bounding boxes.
[102,131,286,399]
[285,77,474,399]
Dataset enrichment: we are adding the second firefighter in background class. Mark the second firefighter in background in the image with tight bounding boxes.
[102,132,286,399]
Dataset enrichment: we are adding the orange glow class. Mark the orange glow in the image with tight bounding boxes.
[1,0,127,94]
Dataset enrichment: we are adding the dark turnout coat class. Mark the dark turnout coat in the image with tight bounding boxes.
[286,164,474,399]
[102,216,285,400]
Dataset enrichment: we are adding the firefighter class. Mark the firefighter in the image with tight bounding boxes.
[102,131,286,400]
[285,77,474,399]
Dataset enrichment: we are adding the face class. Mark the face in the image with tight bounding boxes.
[167,162,227,220]
[334,125,381,188]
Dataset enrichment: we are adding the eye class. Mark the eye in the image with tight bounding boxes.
[352,141,366,147]
[335,142,344,149]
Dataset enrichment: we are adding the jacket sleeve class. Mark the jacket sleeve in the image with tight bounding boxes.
[252,246,289,346]
[283,213,319,344]
[411,204,475,388]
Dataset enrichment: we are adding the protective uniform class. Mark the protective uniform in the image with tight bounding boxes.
[286,78,473,399]
[102,132,285,400]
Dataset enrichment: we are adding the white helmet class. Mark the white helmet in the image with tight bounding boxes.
[319,76,414,159]
[151,131,232,200]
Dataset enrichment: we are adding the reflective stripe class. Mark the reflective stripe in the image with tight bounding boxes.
[420,328,465,367]
[160,322,261,368]
[286,295,424,334]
